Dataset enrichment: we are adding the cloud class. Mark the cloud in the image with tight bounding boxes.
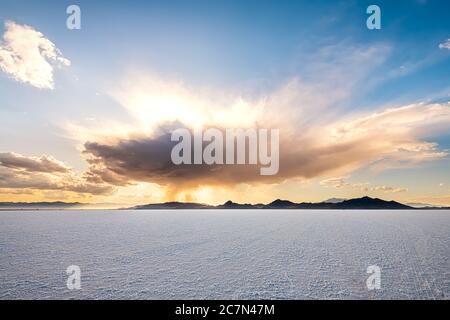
[80,101,449,199]
[0,20,70,89]
[0,188,34,195]
[0,152,70,173]
[320,177,351,189]
[438,39,450,50]
[330,103,450,171]
[372,186,408,193]
[0,152,113,195]
[320,177,408,193]
[65,44,450,200]
[82,127,270,198]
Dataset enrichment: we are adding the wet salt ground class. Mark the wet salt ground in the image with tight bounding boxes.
[0,210,449,299]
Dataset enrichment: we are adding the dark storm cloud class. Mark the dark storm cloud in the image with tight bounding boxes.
[80,124,361,193]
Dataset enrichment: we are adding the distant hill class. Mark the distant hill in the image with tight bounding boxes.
[0,201,82,210]
[332,196,411,209]
[407,202,437,208]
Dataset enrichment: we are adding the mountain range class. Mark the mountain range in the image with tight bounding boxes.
[1,197,449,210]
[130,196,449,210]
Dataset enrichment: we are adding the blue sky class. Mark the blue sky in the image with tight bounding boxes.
[1,0,448,88]
[0,0,449,205]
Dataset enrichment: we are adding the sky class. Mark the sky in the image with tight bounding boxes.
[0,0,449,206]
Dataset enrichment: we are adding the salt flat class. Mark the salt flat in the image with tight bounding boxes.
[0,210,448,299]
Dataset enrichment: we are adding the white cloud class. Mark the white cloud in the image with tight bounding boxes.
[0,20,70,89]
[372,186,408,193]
[439,39,450,50]
[320,177,407,193]
[320,177,351,189]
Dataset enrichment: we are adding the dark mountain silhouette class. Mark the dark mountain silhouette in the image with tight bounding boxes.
[266,199,298,209]
[3,197,444,211]
[296,202,334,209]
[216,200,257,209]
[333,196,411,209]
[129,196,416,210]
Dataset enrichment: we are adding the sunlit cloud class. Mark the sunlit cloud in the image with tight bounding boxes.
[77,87,450,201]
[320,177,351,189]
[438,38,450,50]
[0,152,70,173]
[109,73,265,133]
[0,20,70,89]
[372,186,408,193]
[320,177,408,193]
[0,152,113,195]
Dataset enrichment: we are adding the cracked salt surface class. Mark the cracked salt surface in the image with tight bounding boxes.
[0,210,449,299]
